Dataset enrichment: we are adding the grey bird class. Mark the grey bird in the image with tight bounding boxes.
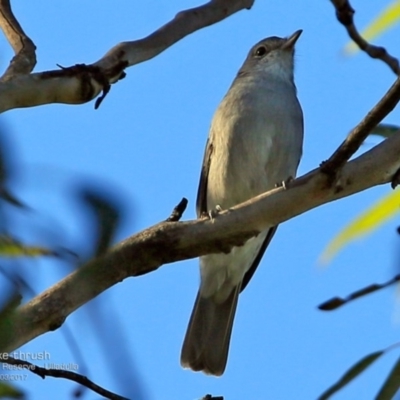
[181,30,304,376]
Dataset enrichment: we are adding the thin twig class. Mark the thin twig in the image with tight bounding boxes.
[318,274,400,311]
[0,0,36,79]
[323,1,400,179]
[330,0,400,75]
[3,357,128,400]
[321,76,400,176]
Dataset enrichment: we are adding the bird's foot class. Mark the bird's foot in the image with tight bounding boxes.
[199,205,222,221]
[208,205,222,222]
[275,176,294,190]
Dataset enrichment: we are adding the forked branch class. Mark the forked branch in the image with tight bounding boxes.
[0,0,254,112]
[330,0,400,75]
[0,0,36,79]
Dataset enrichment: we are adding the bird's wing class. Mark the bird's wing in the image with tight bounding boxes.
[196,136,278,294]
[196,138,213,217]
[240,226,278,292]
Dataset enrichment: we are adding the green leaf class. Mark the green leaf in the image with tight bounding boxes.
[376,357,400,400]
[0,382,24,398]
[0,235,56,258]
[344,0,400,54]
[0,294,21,352]
[320,190,400,263]
[318,351,384,400]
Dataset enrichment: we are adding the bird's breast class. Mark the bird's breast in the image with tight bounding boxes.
[206,79,303,210]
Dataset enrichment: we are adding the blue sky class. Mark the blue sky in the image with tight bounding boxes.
[1,1,400,399]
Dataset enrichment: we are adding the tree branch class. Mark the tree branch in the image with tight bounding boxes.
[99,0,254,68]
[0,0,254,112]
[330,0,400,75]
[3,357,128,400]
[0,0,36,80]
[321,76,400,176]
[1,129,400,353]
[324,1,400,178]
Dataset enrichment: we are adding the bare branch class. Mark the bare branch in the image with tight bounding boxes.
[0,0,254,112]
[330,0,400,75]
[0,0,36,79]
[323,2,400,180]
[0,64,125,112]
[2,129,400,353]
[98,0,255,68]
[4,357,128,400]
[321,76,400,176]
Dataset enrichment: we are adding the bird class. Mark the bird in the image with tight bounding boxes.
[181,30,304,376]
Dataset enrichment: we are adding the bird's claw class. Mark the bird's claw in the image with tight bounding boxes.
[275,176,294,190]
[208,205,222,222]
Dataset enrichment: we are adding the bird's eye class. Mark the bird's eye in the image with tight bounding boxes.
[255,46,267,57]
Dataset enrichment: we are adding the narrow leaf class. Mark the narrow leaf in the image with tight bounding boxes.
[0,235,56,258]
[318,351,384,400]
[0,189,26,208]
[376,357,400,400]
[0,382,24,398]
[320,190,400,263]
[345,0,400,54]
[0,294,22,348]
[79,188,121,257]
[318,274,400,310]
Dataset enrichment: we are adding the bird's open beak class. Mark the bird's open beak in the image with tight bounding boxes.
[281,29,303,50]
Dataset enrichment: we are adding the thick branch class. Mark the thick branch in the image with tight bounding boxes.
[0,66,116,112]
[0,0,254,112]
[2,130,400,353]
[0,0,36,79]
[330,0,400,75]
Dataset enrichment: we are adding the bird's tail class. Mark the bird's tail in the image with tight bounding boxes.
[180,285,240,376]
